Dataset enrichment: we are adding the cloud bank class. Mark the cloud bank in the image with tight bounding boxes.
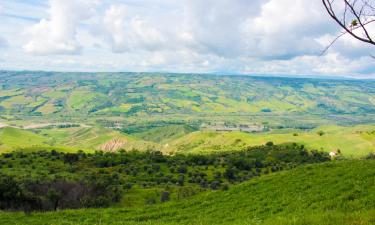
[0,0,373,77]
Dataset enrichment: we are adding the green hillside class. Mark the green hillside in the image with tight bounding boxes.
[0,127,49,151]
[1,71,375,128]
[38,126,159,151]
[165,125,375,157]
[134,125,196,143]
[0,126,158,153]
[1,124,374,157]
[1,160,375,225]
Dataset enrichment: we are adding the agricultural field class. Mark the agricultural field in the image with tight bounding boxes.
[0,71,374,157]
[1,71,375,224]
[1,71,375,128]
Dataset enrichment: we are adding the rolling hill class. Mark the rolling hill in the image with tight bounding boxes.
[163,125,375,157]
[133,125,196,143]
[0,126,158,153]
[1,71,375,129]
[1,160,375,224]
[1,124,374,157]
[0,127,49,151]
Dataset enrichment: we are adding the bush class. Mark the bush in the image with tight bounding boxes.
[177,165,188,174]
[161,191,170,202]
[210,181,221,190]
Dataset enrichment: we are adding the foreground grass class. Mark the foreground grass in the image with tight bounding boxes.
[1,160,375,224]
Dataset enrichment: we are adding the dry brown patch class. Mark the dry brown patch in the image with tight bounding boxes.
[99,138,127,152]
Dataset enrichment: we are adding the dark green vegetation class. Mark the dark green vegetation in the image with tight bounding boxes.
[0,143,329,213]
[1,159,375,224]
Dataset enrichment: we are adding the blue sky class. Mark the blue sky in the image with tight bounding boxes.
[0,0,374,78]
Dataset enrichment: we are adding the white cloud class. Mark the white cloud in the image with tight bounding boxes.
[1,0,371,77]
[101,5,168,53]
[240,0,336,59]
[23,0,98,55]
[0,36,7,48]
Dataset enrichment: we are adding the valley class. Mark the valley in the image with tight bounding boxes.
[1,71,375,157]
[2,0,375,223]
[0,71,375,224]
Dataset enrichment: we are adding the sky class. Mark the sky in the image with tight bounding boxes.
[0,0,374,78]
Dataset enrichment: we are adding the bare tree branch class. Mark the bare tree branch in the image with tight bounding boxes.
[322,0,375,53]
[321,19,375,55]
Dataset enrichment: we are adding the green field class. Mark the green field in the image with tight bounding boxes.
[166,125,375,157]
[0,126,159,153]
[0,124,374,157]
[0,127,49,151]
[1,71,375,128]
[1,160,375,224]
[0,123,374,158]
[1,71,375,224]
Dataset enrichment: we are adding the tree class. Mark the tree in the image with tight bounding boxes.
[322,0,375,55]
[47,189,61,211]
[160,191,170,202]
[63,153,79,164]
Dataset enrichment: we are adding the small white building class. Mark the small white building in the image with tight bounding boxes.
[329,151,340,159]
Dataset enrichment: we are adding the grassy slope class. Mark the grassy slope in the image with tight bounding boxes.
[134,125,196,143]
[1,160,375,224]
[1,124,374,157]
[166,125,375,157]
[0,127,49,152]
[0,127,159,153]
[40,127,159,151]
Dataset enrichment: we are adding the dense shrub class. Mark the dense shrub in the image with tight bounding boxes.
[0,175,122,212]
[0,143,330,212]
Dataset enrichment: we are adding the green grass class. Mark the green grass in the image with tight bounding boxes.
[1,124,374,157]
[134,125,196,143]
[36,102,57,114]
[166,125,375,157]
[0,127,49,151]
[38,127,159,151]
[0,126,158,153]
[1,160,375,224]
[67,89,98,110]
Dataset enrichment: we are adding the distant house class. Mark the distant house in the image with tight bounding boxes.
[329,151,337,158]
[329,152,337,158]
[329,150,341,159]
